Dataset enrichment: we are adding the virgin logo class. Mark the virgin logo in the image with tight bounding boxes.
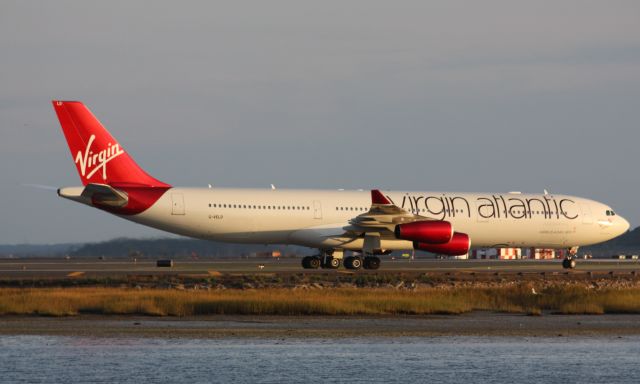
[75,134,125,180]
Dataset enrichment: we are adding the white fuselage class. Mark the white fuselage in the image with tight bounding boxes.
[117,188,629,251]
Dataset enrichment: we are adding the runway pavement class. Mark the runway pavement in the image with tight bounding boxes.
[0,257,638,279]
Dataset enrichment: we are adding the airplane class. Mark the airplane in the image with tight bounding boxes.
[52,100,630,270]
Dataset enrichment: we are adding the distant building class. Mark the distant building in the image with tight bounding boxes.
[471,249,497,259]
[471,248,521,259]
[497,248,521,260]
[528,248,556,259]
[253,250,282,258]
[471,247,560,260]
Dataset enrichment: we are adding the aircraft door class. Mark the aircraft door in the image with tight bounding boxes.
[171,193,185,215]
[313,200,322,219]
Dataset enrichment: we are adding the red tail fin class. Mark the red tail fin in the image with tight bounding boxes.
[52,101,170,188]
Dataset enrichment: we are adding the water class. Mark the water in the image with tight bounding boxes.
[1,336,638,383]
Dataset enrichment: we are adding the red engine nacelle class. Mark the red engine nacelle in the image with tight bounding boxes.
[413,232,471,256]
[394,221,453,244]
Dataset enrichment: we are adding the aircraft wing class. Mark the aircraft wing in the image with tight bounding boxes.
[345,190,434,235]
[341,190,440,253]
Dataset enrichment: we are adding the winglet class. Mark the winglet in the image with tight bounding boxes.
[371,189,391,205]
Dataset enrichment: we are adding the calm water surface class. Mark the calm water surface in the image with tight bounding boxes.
[1,335,638,383]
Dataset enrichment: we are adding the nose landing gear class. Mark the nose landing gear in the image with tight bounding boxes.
[562,246,579,269]
[562,257,577,269]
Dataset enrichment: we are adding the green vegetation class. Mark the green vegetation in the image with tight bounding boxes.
[0,285,639,317]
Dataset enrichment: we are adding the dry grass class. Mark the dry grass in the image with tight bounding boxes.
[0,285,639,317]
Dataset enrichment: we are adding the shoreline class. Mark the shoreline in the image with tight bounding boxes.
[2,313,640,338]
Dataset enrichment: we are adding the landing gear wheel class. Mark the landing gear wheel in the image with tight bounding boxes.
[344,256,353,269]
[301,256,311,269]
[363,256,381,270]
[308,256,321,269]
[562,258,577,269]
[344,256,362,270]
[328,257,341,269]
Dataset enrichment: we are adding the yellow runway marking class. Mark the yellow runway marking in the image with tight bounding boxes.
[67,271,85,277]
[208,270,222,277]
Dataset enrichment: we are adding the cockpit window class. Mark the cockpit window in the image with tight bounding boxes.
[605,210,616,216]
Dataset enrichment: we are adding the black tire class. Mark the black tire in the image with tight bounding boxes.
[569,259,577,269]
[350,256,362,270]
[309,256,321,269]
[562,258,574,269]
[301,256,311,269]
[364,256,380,270]
[329,257,341,269]
[344,256,354,269]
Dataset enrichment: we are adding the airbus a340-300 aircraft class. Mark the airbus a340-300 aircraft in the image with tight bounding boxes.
[53,101,630,270]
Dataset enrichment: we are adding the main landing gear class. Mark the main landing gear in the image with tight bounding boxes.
[301,249,341,270]
[301,250,381,270]
[562,246,579,269]
[301,255,340,269]
[344,255,380,270]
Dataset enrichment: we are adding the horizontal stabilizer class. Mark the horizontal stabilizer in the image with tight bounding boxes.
[81,183,128,207]
[58,184,128,208]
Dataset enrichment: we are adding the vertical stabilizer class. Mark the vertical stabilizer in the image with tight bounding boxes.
[52,100,170,188]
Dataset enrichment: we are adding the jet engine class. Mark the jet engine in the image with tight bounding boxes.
[394,221,453,244]
[413,232,470,256]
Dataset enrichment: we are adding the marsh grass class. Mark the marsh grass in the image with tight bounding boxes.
[0,285,639,317]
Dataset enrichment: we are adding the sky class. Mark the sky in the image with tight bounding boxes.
[1,1,639,244]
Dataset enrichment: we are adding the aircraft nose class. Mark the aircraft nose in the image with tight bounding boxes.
[618,216,631,235]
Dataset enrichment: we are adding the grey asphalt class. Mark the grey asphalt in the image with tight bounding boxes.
[0,258,638,279]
